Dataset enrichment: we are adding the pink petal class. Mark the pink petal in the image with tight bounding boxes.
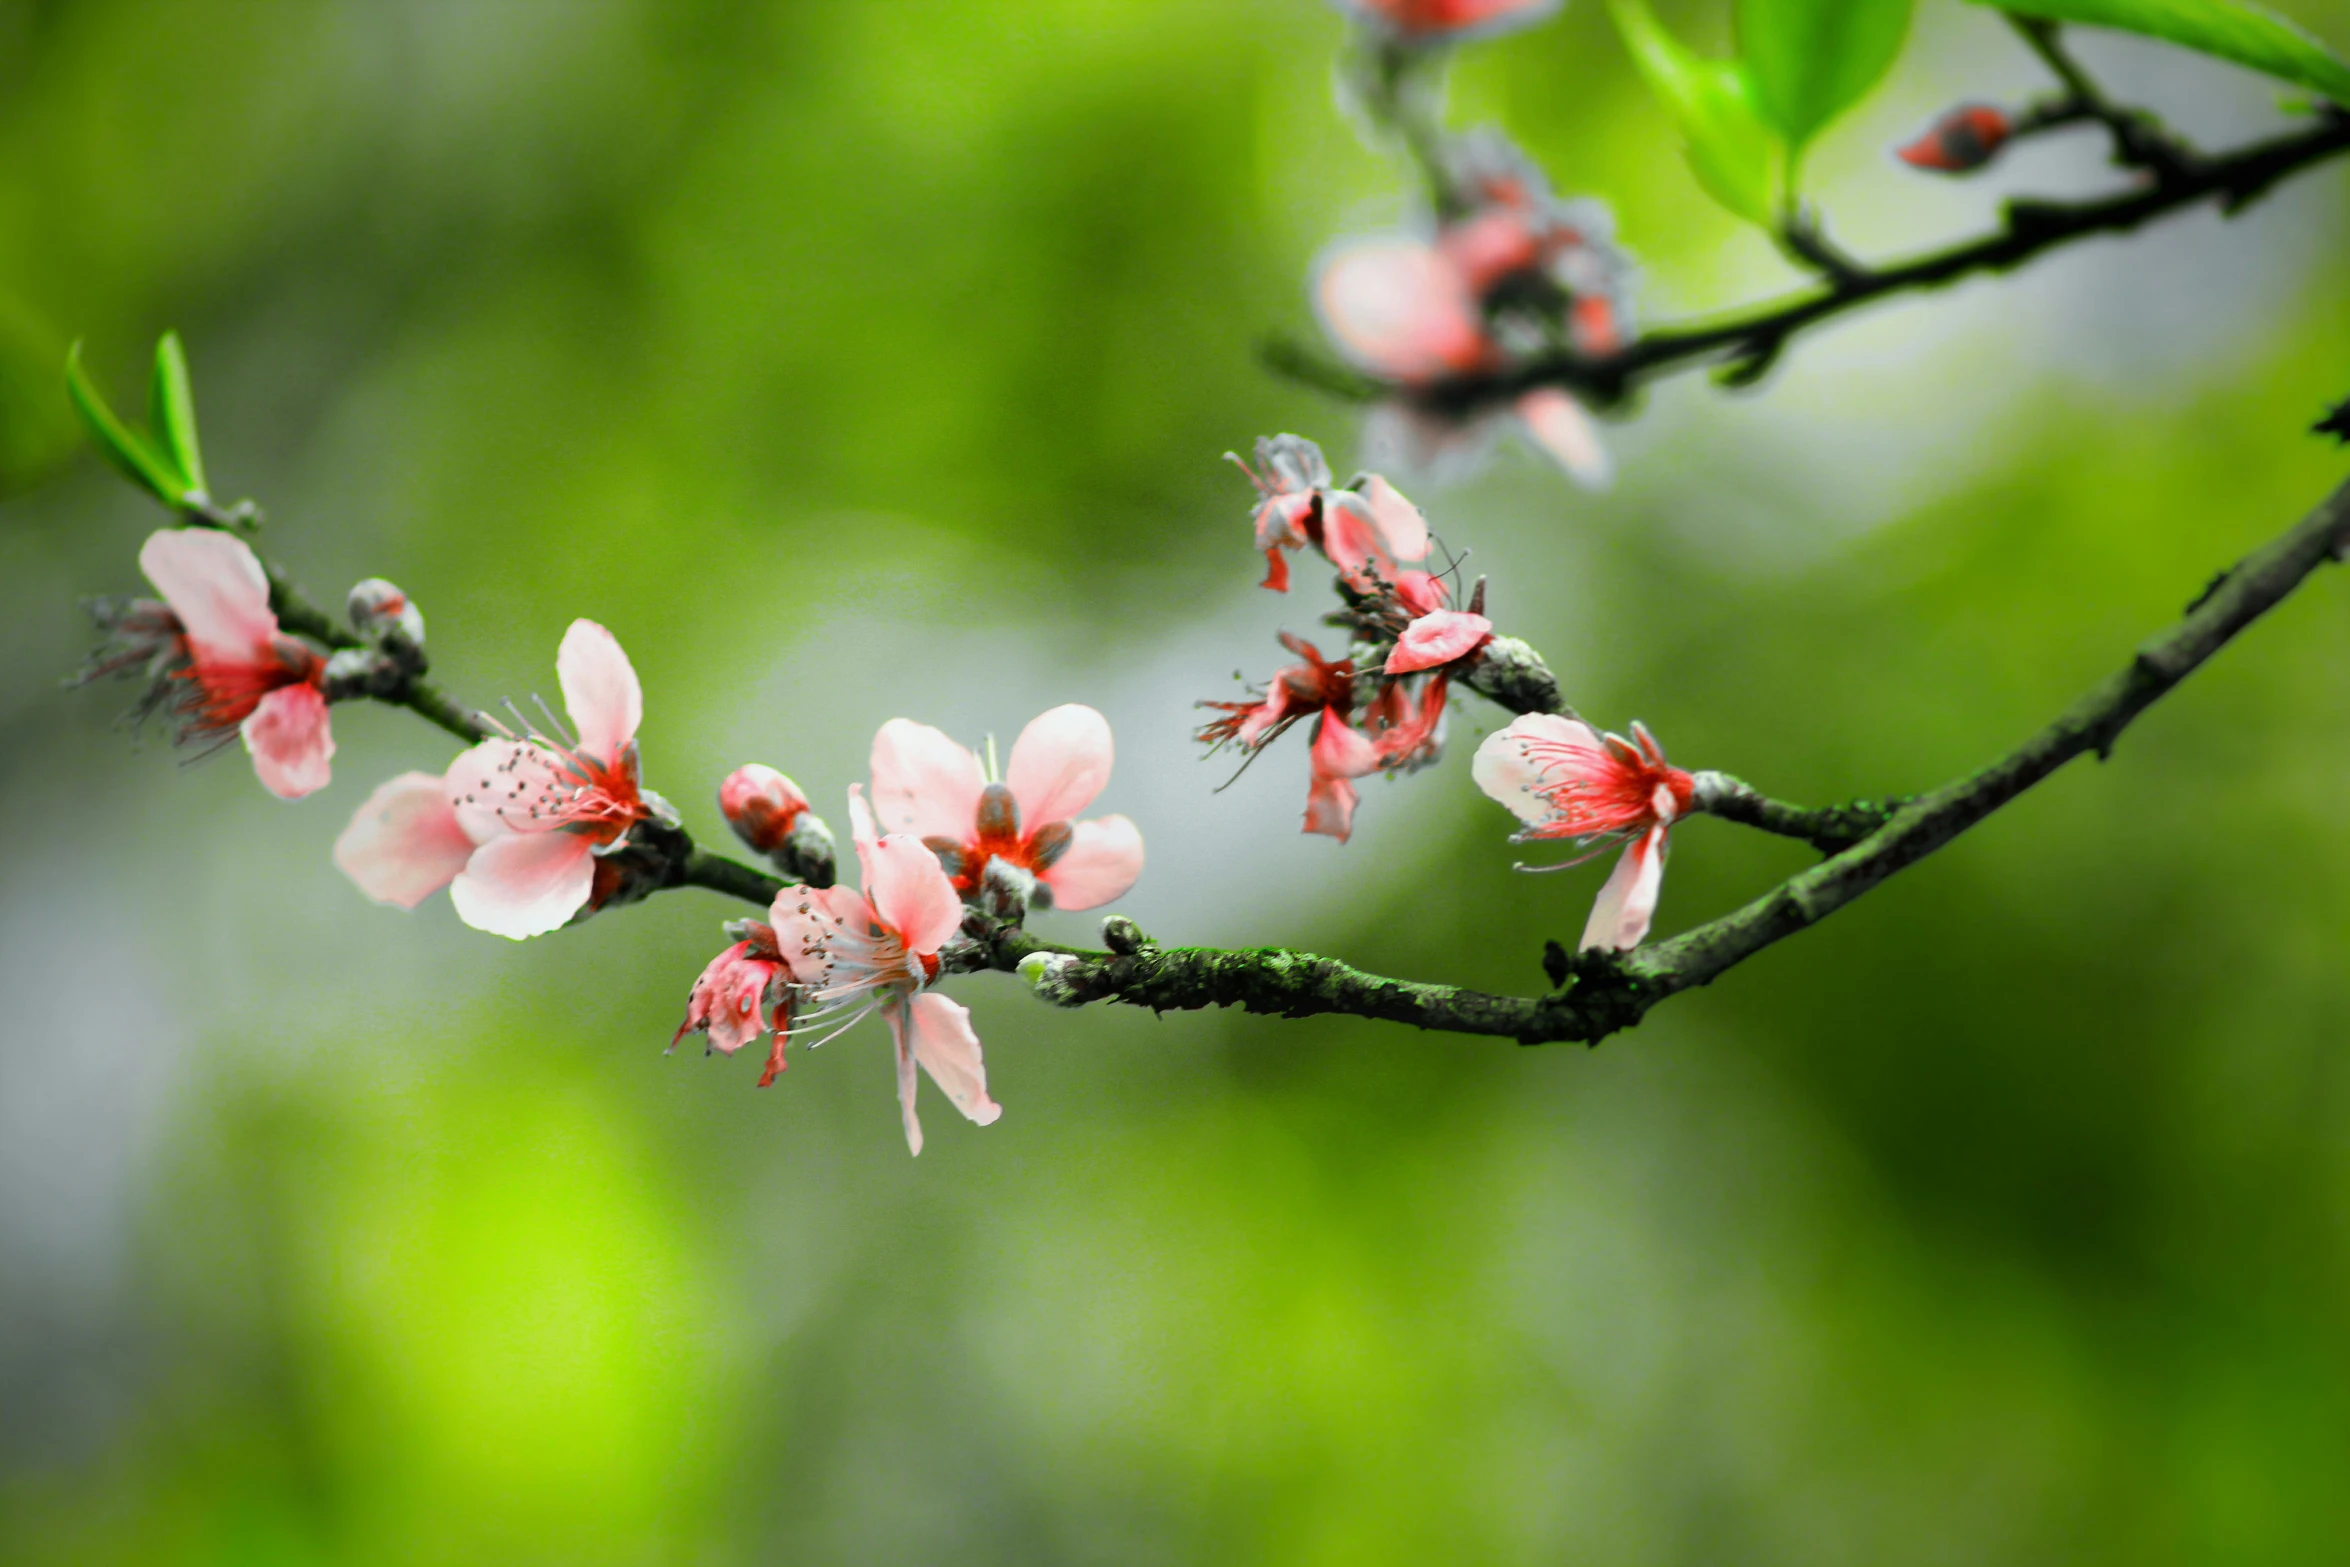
[138,528,276,665]
[1386,609,1493,674]
[241,683,335,800]
[556,619,643,761]
[1317,492,1394,583]
[1438,208,1543,293]
[907,992,1001,1130]
[869,718,985,839]
[1471,712,1602,827]
[1253,492,1317,554]
[449,829,597,940]
[334,770,477,908]
[863,833,964,957]
[445,739,560,842]
[1311,710,1384,782]
[770,884,877,988]
[1040,814,1143,910]
[1580,824,1668,952]
[1514,388,1611,489]
[1313,236,1497,385]
[886,997,925,1157]
[1006,703,1114,827]
[1355,475,1429,564]
[1304,773,1360,841]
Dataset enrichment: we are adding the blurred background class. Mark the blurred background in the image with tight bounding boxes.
[4,0,2350,1560]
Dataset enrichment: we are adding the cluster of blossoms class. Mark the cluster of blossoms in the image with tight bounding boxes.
[80,520,1142,1156]
[1199,430,1707,947]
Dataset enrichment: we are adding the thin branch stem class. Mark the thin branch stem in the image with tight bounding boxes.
[2006,15,2203,182]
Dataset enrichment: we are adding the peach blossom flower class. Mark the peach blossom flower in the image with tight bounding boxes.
[772,787,999,1155]
[442,619,666,940]
[868,705,1142,912]
[92,529,335,799]
[1473,713,1696,950]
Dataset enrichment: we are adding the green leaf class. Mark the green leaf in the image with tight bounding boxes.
[1739,0,1915,155]
[1968,0,2350,104]
[1609,0,1782,227]
[66,340,192,506]
[147,330,207,499]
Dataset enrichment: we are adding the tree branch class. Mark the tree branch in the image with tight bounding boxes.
[959,475,2350,1045]
[1272,111,2350,411]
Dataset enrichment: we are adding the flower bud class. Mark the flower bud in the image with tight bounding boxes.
[1896,105,2012,175]
[719,764,809,855]
[348,578,425,647]
[1101,914,1150,955]
[779,811,837,889]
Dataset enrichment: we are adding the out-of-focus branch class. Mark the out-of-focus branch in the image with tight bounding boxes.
[1272,110,2350,409]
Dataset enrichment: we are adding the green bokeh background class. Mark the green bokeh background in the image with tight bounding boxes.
[5,0,2350,1561]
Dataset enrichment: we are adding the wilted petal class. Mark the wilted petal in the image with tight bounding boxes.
[1006,704,1114,827]
[241,683,334,800]
[1355,475,1429,564]
[1580,823,1668,951]
[907,992,1001,1130]
[1041,815,1143,910]
[1386,609,1493,674]
[556,619,643,761]
[450,829,597,940]
[869,718,986,839]
[1304,773,1360,841]
[1515,387,1611,488]
[1311,710,1384,782]
[1472,712,1603,827]
[334,771,477,908]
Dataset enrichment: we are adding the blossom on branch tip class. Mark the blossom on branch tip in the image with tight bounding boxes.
[1896,105,2013,174]
[673,922,795,1087]
[1331,0,1563,44]
[1472,713,1696,951]
[868,705,1142,913]
[78,528,336,799]
[442,618,670,940]
[347,578,424,647]
[771,786,999,1155]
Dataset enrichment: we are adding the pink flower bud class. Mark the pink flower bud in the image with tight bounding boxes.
[1896,105,2012,175]
[347,578,425,646]
[720,764,810,854]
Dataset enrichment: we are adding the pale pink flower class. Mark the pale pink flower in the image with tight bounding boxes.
[1229,434,1442,605]
[442,619,660,940]
[673,922,795,1088]
[868,705,1142,912]
[1332,0,1562,43]
[1473,713,1696,951]
[1314,236,1499,387]
[114,528,334,799]
[333,767,486,909]
[772,787,999,1155]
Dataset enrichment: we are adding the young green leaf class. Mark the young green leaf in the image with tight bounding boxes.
[1739,0,1916,154]
[1967,0,2350,105]
[1609,0,1781,226]
[148,330,208,499]
[65,341,192,506]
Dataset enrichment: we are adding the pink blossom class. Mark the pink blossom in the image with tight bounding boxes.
[1229,434,1442,605]
[1314,236,1499,387]
[1472,713,1696,951]
[772,787,999,1155]
[1229,433,1339,592]
[126,528,334,799]
[673,923,795,1088]
[868,705,1142,913]
[1332,0,1563,43]
[442,619,659,940]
